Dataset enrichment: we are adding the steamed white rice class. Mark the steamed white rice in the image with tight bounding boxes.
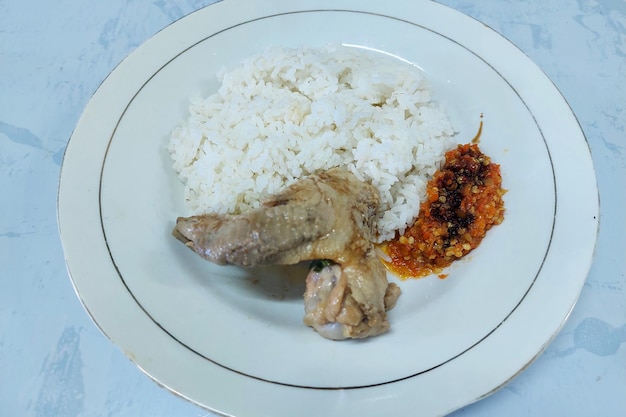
[168,45,455,242]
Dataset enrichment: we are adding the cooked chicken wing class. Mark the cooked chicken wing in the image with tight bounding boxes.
[173,168,401,339]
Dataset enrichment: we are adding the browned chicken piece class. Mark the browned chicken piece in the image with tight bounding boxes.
[173,168,401,340]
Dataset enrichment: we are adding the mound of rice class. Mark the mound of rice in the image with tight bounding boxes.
[168,45,455,242]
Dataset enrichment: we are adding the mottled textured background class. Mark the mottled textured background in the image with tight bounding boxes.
[1,0,624,416]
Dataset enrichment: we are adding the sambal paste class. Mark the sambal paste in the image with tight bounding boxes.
[382,143,505,279]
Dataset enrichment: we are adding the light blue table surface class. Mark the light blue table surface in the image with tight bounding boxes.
[1,0,624,416]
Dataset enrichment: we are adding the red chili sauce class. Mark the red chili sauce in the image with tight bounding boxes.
[382,143,505,279]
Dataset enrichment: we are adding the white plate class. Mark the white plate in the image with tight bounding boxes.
[57,1,599,416]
